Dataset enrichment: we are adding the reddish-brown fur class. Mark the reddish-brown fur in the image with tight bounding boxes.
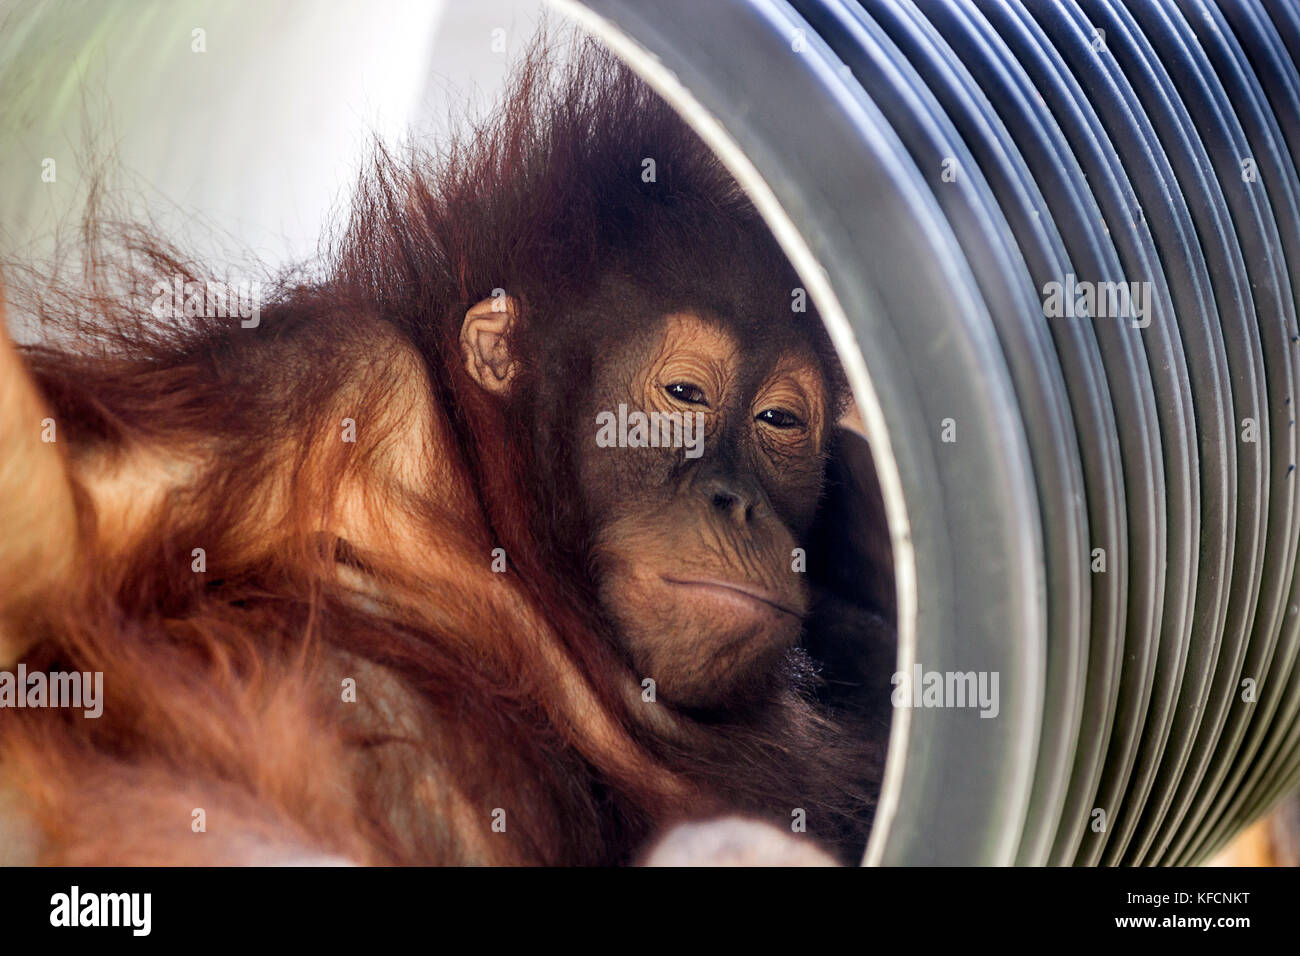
[0,36,878,865]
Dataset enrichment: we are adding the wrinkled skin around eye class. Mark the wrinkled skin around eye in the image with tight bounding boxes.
[574,311,832,711]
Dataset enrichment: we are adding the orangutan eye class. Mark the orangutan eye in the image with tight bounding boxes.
[665,382,708,406]
[756,408,804,429]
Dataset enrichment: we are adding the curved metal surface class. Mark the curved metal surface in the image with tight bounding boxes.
[556,0,1046,866]
[560,0,1300,865]
[792,0,1088,869]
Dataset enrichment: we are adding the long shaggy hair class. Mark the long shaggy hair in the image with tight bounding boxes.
[1,33,877,865]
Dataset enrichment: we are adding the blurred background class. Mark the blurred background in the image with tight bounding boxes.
[0,0,546,274]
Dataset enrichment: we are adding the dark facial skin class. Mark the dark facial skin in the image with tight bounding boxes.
[577,312,832,712]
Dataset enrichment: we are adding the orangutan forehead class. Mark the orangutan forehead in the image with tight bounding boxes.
[647,312,826,388]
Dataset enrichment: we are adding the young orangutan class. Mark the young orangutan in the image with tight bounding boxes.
[0,36,884,866]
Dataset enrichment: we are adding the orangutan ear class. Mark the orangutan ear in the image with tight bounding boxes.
[460,294,519,395]
[0,295,81,666]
